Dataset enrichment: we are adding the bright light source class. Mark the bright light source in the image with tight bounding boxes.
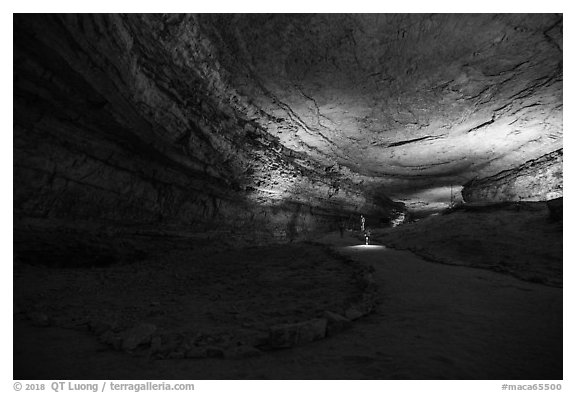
[344,244,387,250]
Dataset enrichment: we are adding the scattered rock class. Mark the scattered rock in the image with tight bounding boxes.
[121,323,157,351]
[157,334,183,356]
[323,311,352,336]
[150,336,162,353]
[269,318,327,348]
[100,330,123,350]
[344,307,364,321]
[225,345,262,359]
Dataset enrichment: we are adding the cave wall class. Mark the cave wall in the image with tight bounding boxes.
[461,149,562,203]
[15,13,561,258]
[14,14,403,256]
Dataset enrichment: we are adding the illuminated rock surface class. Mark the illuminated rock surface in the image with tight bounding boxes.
[14,14,562,249]
[462,149,562,202]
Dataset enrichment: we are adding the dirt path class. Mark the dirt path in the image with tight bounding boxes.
[14,232,562,379]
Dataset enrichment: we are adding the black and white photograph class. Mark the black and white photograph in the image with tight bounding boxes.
[9,5,568,389]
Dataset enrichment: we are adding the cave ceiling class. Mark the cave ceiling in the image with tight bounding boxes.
[14,14,563,214]
[195,13,563,209]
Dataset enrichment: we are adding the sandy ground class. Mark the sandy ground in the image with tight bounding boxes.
[14,228,562,379]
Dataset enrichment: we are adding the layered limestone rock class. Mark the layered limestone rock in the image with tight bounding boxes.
[197,14,562,209]
[462,149,563,202]
[13,14,403,259]
[13,14,562,260]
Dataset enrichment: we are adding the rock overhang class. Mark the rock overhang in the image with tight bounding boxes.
[13,13,563,231]
[196,13,562,211]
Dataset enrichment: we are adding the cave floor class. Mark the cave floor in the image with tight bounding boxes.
[14,231,562,380]
[14,241,364,356]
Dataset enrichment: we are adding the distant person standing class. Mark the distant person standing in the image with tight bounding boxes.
[360,215,365,231]
[338,220,345,238]
[364,228,371,245]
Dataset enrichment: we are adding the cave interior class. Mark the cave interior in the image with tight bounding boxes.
[13,13,563,380]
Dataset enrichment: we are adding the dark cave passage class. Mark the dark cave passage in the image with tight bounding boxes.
[13,13,562,380]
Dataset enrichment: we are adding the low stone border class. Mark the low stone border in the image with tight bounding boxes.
[19,245,379,360]
[263,260,377,350]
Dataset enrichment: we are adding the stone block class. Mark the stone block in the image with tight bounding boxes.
[121,323,157,351]
[269,318,327,348]
[323,311,352,336]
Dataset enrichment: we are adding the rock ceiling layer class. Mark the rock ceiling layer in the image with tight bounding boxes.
[14,14,563,215]
[195,13,563,209]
